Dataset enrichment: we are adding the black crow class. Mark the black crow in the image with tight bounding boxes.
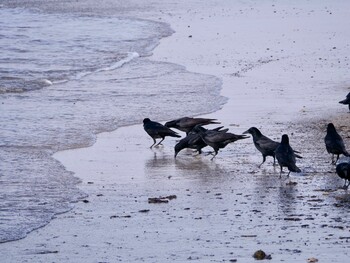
[174,132,206,158]
[243,127,302,167]
[275,134,301,177]
[339,92,350,111]
[336,162,350,189]
[174,126,228,158]
[165,117,220,134]
[243,127,280,167]
[143,118,181,148]
[324,123,349,164]
[194,126,248,160]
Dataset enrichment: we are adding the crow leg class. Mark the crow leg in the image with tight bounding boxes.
[155,137,164,147]
[258,156,266,168]
[287,171,291,177]
[279,166,283,178]
[150,138,157,148]
[273,156,276,166]
[210,150,218,160]
[335,154,340,164]
[331,154,335,164]
[346,180,350,189]
[331,154,340,165]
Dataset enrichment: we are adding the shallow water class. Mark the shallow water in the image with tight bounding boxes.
[0,6,226,242]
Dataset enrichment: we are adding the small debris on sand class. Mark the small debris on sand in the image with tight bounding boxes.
[34,250,59,255]
[148,195,177,204]
[148,198,169,204]
[307,257,319,263]
[110,215,131,219]
[284,217,302,221]
[166,195,177,200]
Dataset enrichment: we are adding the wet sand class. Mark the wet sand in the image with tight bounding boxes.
[2,117,350,262]
[2,1,350,262]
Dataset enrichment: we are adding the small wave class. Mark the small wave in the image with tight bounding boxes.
[51,79,69,85]
[96,52,140,72]
[0,78,53,94]
[41,79,53,86]
[75,52,140,80]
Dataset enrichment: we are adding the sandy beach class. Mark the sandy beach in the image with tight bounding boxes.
[2,1,350,262]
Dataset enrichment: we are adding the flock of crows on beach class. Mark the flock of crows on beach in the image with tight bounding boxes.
[143,92,350,188]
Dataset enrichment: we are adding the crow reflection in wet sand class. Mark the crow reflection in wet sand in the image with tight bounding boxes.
[143,118,181,148]
[336,162,350,189]
[243,127,302,167]
[165,117,220,134]
[193,125,248,160]
[174,126,228,157]
[275,134,301,177]
[324,123,349,164]
[339,92,350,111]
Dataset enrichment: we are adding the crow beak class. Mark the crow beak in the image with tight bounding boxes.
[242,130,250,135]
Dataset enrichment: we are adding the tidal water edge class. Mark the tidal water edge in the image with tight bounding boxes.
[0,6,225,242]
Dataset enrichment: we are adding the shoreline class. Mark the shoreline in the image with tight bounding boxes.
[2,1,350,262]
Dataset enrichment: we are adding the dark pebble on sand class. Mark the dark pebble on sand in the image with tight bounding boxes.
[139,209,150,213]
[253,250,271,260]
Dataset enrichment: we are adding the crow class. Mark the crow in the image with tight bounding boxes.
[165,117,220,134]
[275,134,301,177]
[174,132,206,158]
[143,118,181,148]
[324,123,349,164]
[174,126,228,157]
[339,92,350,111]
[336,162,350,189]
[243,127,280,167]
[193,126,248,160]
[243,127,302,167]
